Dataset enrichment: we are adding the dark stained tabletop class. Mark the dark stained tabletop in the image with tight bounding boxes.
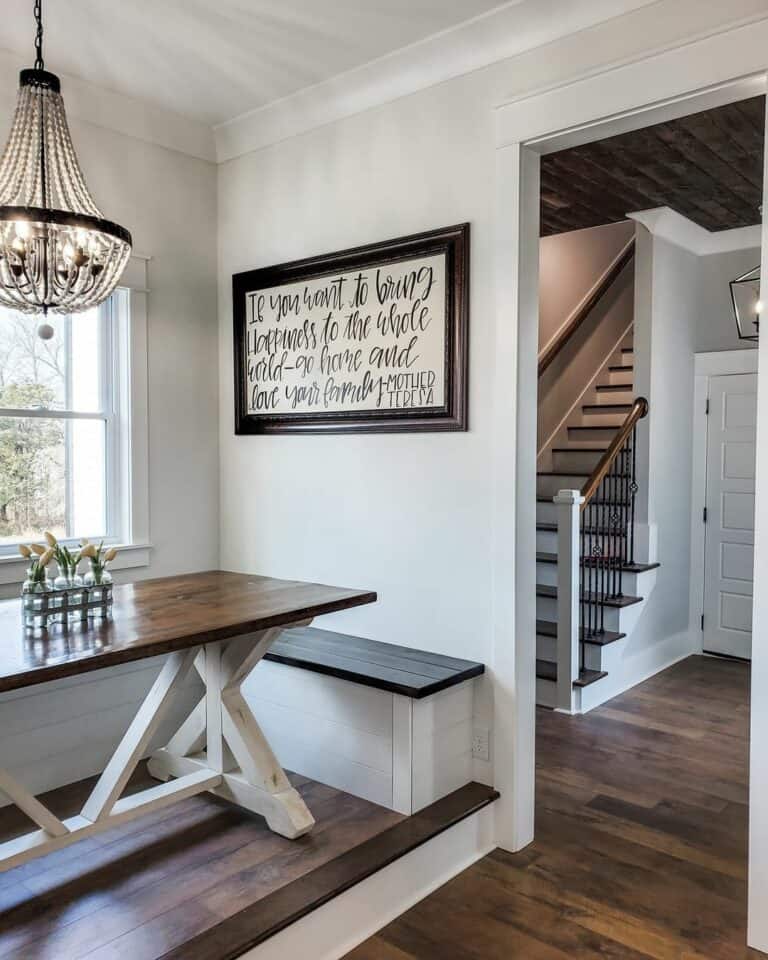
[0,571,376,694]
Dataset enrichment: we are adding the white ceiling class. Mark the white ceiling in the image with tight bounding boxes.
[1,0,508,126]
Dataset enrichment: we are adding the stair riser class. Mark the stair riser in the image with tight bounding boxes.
[567,426,620,443]
[536,634,557,662]
[578,410,628,427]
[552,449,605,474]
[537,529,558,553]
[608,369,633,386]
[557,437,613,451]
[537,594,621,629]
[536,500,557,525]
[594,389,634,405]
[536,561,644,594]
[537,474,587,498]
[536,677,558,709]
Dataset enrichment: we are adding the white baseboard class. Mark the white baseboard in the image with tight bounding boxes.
[241,805,496,960]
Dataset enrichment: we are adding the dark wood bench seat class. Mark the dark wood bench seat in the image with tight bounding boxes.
[265,626,485,699]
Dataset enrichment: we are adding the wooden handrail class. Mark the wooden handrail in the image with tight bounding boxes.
[538,237,635,378]
[580,396,648,508]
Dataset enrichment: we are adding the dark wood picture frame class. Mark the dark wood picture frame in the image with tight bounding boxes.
[232,223,469,434]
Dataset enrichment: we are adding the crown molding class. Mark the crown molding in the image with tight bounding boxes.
[213,0,660,163]
[0,48,216,163]
[628,207,762,256]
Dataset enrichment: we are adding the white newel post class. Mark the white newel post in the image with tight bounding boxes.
[554,490,584,713]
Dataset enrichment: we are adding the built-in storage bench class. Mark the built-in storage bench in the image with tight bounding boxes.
[242,626,485,815]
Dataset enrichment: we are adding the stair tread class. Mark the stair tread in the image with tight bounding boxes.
[536,496,632,506]
[552,446,615,453]
[536,658,608,687]
[622,561,661,574]
[609,364,634,372]
[536,619,626,646]
[536,583,643,608]
[537,471,590,477]
[537,552,655,574]
[596,386,633,394]
[582,404,633,412]
[536,522,627,537]
[568,425,621,432]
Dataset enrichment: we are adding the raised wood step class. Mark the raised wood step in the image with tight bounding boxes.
[536,658,607,688]
[536,584,642,608]
[596,384,633,393]
[608,364,633,373]
[536,619,626,646]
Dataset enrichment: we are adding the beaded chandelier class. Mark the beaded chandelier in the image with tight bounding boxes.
[0,0,132,315]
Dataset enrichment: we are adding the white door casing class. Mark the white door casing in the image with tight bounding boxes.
[703,374,758,660]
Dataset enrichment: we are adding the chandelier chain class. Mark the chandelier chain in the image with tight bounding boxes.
[34,0,44,71]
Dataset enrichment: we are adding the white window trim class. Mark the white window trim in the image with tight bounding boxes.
[0,253,152,585]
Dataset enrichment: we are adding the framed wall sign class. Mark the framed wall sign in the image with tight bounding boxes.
[232,223,469,434]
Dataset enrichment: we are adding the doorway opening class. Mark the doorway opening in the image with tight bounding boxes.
[533,93,764,713]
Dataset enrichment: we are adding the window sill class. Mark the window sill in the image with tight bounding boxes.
[0,543,153,586]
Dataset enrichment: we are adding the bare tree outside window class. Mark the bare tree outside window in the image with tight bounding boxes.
[0,306,107,549]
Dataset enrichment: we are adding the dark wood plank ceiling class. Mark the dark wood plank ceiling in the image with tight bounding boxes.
[541,95,765,236]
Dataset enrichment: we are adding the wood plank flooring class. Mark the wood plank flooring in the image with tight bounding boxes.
[346,655,761,960]
[0,765,402,959]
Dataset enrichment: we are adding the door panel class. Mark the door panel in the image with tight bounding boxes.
[703,373,757,660]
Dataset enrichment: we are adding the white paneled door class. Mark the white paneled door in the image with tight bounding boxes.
[703,373,758,660]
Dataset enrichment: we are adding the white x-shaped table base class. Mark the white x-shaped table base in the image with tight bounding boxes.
[0,621,315,875]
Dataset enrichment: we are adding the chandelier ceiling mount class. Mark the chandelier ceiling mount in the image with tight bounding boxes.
[0,0,132,316]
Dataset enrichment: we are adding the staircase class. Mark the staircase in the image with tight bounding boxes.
[536,333,658,712]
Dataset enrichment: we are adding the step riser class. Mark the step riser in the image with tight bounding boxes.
[557,437,613,451]
[578,410,628,427]
[537,595,621,629]
[537,475,587,498]
[567,426,620,443]
[536,634,557,662]
[594,389,634,405]
[535,635,608,668]
[552,449,604,474]
[536,677,558,709]
[535,561,644,594]
[536,500,557,525]
[608,370,633,386]
[536,529,558,553]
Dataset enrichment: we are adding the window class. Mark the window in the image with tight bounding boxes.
[0,292,129,556]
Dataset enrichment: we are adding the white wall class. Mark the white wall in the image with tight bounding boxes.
[539,220,634,348]
[217,73,499,780]
[217,0,768,822]
[0,97,219,798]
[616,228,700,689]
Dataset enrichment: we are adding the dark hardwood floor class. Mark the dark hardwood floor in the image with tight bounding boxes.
[346,655,761,959]
[0,766,402,959]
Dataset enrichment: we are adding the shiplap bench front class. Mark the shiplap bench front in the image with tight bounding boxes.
[243,626,485,815]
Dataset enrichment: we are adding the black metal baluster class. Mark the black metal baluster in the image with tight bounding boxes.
[629,425,638,566]
[599,475,606,635]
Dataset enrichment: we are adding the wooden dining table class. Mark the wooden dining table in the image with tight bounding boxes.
[0,570,376,874]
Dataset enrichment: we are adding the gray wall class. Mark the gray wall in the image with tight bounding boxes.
[697,247,761,352]
[538,221,635,450]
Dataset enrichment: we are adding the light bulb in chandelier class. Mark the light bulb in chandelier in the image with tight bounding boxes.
[0,1,132,315]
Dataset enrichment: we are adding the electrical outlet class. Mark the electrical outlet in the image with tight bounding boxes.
[472,726,490,762]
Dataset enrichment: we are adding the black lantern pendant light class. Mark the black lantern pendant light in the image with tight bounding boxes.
[730,265,761,343]
[0,0,132,315]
